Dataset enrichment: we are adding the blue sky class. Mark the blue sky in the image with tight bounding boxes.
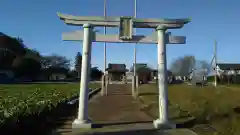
[1,0,240,70]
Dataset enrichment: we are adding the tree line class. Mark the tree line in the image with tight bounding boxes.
[0,32,103,82]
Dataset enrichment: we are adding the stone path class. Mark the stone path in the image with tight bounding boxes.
[52,84,198,135]
[88,84,153,123]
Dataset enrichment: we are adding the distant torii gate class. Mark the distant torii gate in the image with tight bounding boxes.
[57,13,190,129]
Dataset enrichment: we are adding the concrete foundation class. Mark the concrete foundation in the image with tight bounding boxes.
[153,119,176,129]
[72,119,92,129]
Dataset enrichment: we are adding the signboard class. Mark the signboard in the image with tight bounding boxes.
[119,16,133,40]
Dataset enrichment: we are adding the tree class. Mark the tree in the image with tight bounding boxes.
[196,60,211,77]
[0,34,27,69]
[192,60,211,85]
[12,49,42,80]
[41,54,71,69]
[0,35,26,56]
[66,70,78,79]
[90,67,103,80]
[74,52,82,78]
[13,58,41,80]
[170,55,196,76]
[0,49,15,69]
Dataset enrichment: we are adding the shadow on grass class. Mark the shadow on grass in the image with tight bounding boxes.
[171,80,184,84]
[234,106,240,114]
[92,121,153,128]
[138,92,157,96]
[110,93,133,96]
[176,118,199,128]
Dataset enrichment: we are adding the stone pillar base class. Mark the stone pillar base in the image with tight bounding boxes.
[153,119,176,129]
[72,119,92,129]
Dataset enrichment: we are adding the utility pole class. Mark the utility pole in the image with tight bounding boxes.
[103,0,107,74]
[132,0,137,98]
[133,0,137,77]
[214,40,217,87]
[101,0,108,96]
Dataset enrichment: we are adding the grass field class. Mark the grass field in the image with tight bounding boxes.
[0,83,99,133]
[138,84,240,135]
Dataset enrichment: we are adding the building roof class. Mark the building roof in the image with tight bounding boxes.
[135,63,148,70]
[217,63,240,70]
[130,63,151,72]
[106,63,127,72]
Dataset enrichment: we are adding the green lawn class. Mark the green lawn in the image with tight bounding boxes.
[138,84,240,135]
[0,83,99,126]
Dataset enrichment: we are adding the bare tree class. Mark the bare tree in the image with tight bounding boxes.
[193,60,211,86]
[170,55,196,77]
[197,60,211,77]
[41,54,71,69]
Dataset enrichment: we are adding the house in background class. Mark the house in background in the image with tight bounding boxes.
[151,69,158,79]
[39,67,69,81]
[215,63,240,75]
[130,63,174,84]
[133,63,152,83]
[106,63,127,81]
[214,63,240,84]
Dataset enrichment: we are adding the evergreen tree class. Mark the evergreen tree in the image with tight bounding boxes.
[74,52,82,78]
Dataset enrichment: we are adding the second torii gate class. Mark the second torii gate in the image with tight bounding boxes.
[57,13,190,129]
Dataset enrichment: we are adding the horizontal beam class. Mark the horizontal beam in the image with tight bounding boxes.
[64,20,119,27]
[57,13,191,24]
[62,31,186,44]
[64,20,184,29]
[58,13,190,29]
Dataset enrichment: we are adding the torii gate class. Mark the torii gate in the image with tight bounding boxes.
[57,13,191,129]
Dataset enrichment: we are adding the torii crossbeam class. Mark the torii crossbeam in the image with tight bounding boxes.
[57,12,191,129]
[62,31,186,44]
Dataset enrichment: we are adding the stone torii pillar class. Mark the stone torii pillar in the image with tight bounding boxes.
[154,25,172,128]
[72,24,93,128]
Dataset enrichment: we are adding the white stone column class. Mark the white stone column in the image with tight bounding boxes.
[132,75,136,98]
[101,75,105,96]
[105,74,108,95]
[72,24,93,129]
[136,75,139,96]
[153,25,175,129]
